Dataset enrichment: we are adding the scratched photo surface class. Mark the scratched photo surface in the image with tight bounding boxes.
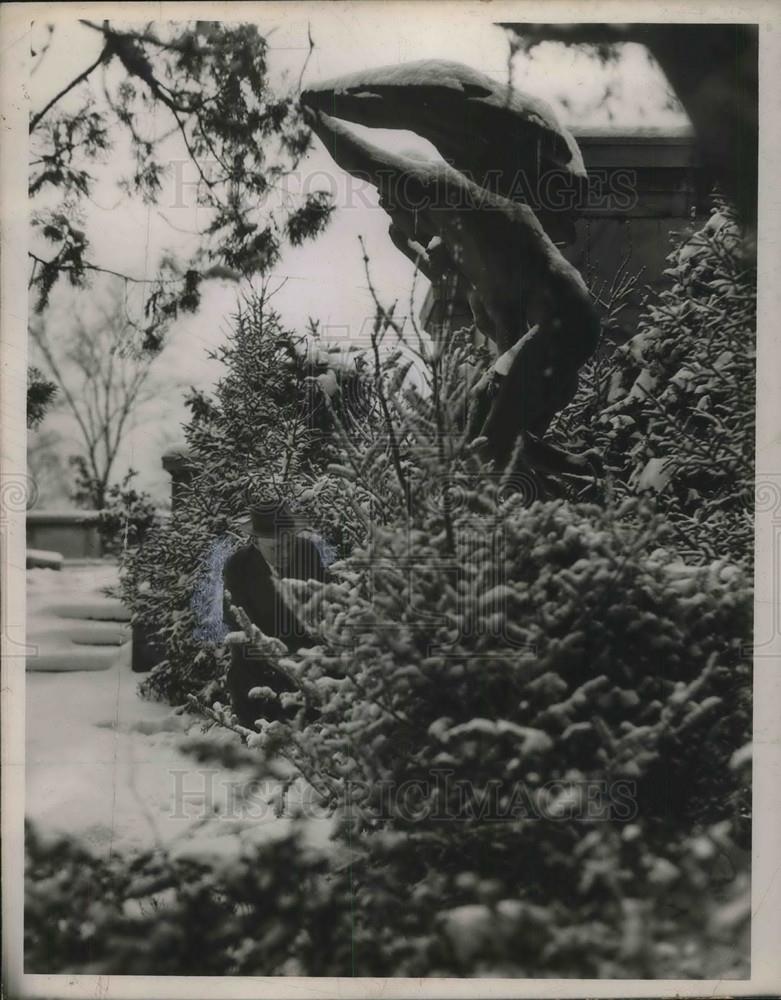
[23,12,755,981]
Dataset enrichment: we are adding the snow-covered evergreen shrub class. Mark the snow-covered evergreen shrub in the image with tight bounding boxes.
[88,217,755,977]
[270,498,750,827]
[551,206,755,565]
[25,755,750,977]
[198,276,751,976]
[229,494,751,964]
[219,271,752,847]
[167,293,752,976]
[119,291,375,703]
[24,821,353,976]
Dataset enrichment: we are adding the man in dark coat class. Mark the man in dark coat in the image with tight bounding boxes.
[222,501,328,728]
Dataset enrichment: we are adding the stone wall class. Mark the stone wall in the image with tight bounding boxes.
[26,510,102,559]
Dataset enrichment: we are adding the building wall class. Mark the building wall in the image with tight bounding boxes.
[562,126,709,340]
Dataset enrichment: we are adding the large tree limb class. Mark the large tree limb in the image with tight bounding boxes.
[307,108,601,469]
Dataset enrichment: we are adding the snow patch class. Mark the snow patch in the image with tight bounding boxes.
[26,562,330,859]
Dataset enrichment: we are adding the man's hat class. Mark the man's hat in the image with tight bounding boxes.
[236,500,296,537]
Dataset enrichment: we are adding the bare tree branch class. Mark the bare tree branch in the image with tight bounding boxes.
[30,284,161,507]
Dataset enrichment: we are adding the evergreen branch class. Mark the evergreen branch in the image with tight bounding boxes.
[28,251,176,287]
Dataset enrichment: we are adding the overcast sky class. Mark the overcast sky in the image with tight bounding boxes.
[28,11,687,502]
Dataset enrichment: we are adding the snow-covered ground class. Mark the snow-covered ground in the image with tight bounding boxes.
[26,562,332,861]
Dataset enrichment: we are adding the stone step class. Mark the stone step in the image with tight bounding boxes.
[27,549,64,570]
[43,598,131,622]
[29,620,131,647]
[26,643,128,673]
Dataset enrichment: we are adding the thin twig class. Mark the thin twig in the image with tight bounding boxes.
[359,237,411,514]
[30,43,110,132]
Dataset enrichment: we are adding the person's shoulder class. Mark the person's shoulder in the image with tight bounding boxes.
[224,542,249,565]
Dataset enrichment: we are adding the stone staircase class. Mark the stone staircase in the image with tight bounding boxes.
[27,563,131,673]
